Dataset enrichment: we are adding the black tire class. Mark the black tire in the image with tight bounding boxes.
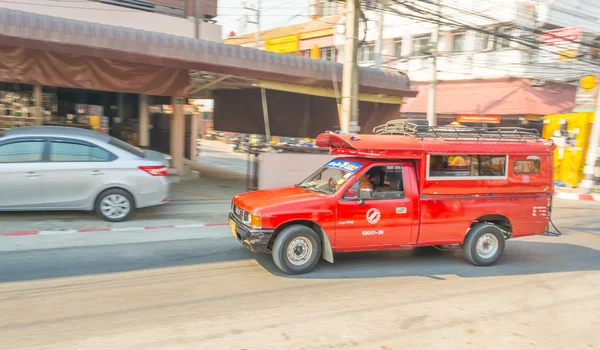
[272,225,322,275]
[94,188,135,222]
[463,223,505,266]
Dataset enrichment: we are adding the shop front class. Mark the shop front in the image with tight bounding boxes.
[0,44,188,152]
[399,77,576,129]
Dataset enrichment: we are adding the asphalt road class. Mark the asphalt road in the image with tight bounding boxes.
[1,199,599,349]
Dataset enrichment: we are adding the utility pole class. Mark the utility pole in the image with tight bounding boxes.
[374,0,388,69]
[244,1,261,49]
[581,83,600,194]
[340,0,360,133]
[426,0,440,127]
[194,0,202,39]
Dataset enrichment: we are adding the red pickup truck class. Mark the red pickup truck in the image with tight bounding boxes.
[229,127,555,274]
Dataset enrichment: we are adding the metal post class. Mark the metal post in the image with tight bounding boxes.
[426,0,440,127]
[138,94,149,147]
[194,0,202,39]
[340,0,359,133]
[374,1,386,69]
[244,1,261,49]
[255,0,261,48]
[581,88,600,194]
[260,88,271,143]
[33,84,42,125]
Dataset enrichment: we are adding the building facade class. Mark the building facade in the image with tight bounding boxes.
[223,14,342,61]
[333,0,600,82]
[0,0,221,40]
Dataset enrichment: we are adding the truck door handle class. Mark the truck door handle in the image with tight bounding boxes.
[90,170,105,176]
[24,172,40,178]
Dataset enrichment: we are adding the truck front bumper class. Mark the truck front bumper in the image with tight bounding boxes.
[229,213,275,253]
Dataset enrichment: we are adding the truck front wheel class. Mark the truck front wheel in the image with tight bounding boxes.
[463,223,505,266]
[272,225,322,275]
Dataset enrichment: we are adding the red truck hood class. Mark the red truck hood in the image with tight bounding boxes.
[234,186,325,213]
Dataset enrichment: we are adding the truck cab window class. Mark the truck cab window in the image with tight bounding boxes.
[344,165,405,200]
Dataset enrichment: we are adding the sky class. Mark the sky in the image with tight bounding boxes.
[215,0,312,37]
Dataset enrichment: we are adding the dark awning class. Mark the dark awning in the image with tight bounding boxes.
[0,7,416,98]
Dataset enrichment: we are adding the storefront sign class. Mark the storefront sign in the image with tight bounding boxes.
[580,75,597,92]
[539,27,582,63]
[265,34,299,54]
[456,114,501,124]
[574,75,599,112]
[188,98,214,112]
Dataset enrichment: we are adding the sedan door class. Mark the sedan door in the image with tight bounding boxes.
[0,139,47,209]
[39,139,116,209]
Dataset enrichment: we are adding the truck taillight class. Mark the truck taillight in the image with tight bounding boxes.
[139,165,168,176]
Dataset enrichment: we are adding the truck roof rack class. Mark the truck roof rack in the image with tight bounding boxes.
[373,120,541,141]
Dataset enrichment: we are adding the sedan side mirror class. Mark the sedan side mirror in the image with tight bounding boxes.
[358,188,373,204]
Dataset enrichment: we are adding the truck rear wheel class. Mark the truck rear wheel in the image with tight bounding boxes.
[463,223,505,266]
[272,225,321,275]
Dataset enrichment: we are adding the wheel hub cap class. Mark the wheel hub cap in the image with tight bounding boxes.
[100,194,131,219]
[286,237,313,266]
[476,233,499,259]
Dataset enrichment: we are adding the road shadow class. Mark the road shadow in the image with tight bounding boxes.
[254,239,600,280]
[3,235,599,284]
[0,238,256,283]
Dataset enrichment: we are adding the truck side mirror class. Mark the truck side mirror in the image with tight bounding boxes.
[358,188,373,204]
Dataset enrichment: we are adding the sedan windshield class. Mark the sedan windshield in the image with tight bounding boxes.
[297,160,364,195]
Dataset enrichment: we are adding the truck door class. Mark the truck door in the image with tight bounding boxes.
[335,163,416,249]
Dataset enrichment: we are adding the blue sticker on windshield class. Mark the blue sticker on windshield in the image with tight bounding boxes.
[324,160,363,174]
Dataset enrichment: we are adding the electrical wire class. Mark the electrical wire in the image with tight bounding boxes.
[544,218,563,236]
[413,0,600,50]
[371,1,600,68]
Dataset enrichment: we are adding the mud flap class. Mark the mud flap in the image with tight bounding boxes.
[321,232,334,263]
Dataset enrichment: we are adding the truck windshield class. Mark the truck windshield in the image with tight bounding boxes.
[297,160,364,195]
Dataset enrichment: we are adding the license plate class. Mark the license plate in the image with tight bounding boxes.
[230,219,237,238]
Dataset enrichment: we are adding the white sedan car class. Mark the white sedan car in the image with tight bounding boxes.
[0,126,170,222]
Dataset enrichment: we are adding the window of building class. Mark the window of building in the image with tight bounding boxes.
[360,44,375,62]
[0,141,45,163]
[498,27,513,49]
[451,32,466,52]
[343,165,405,200]
[50,141,113,162]
[318,0,340,18]
[428,155,507,178]
[320,47,337,61]
[476,31,495,51]
[514,159,540,174]
[394,39,403,57]
[412,35,431,56]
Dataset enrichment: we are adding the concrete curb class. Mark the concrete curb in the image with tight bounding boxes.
[1,222,229,237]
[554,191,600,202]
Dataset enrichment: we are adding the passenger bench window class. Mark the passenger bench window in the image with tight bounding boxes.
[514,159,540,174]
[476,155,506,176]
[429,155,507,178]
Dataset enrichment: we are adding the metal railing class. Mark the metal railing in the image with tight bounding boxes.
[373,120,541,142]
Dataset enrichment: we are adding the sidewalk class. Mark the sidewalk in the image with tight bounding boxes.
[554,186,600,202]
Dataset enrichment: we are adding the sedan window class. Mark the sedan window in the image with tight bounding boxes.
[50,142,114,162]
[0,141,45,163]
